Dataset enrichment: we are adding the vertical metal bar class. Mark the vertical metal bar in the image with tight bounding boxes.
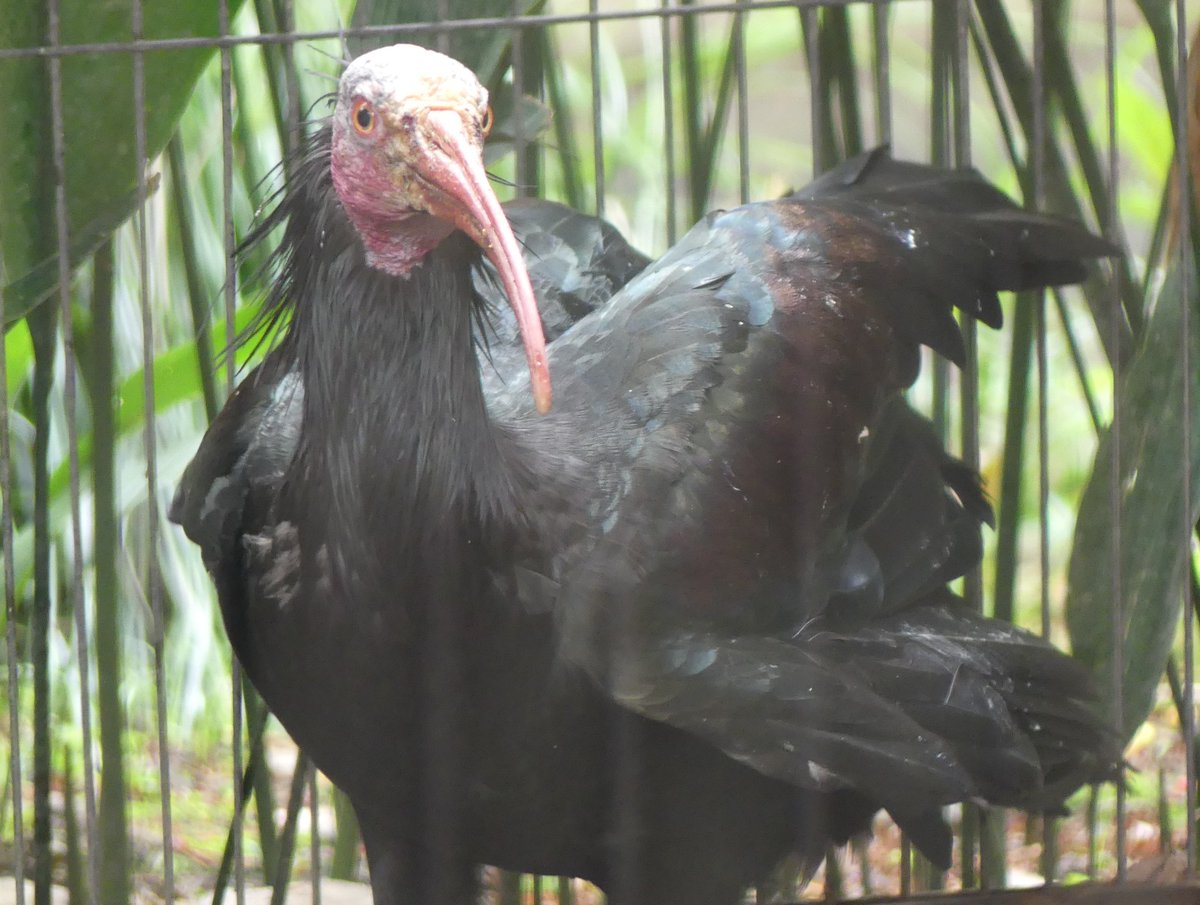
[131,0,175,897]
[950,3,998,891]
[953,0,978,607]
[45,3,100,902]
[929,1,950,443]
[801,6,821,178]
[953,0,980,681]
[279,0,301,155]
[1161,765,1173,855]
[589,0,604,215]
[915,4,953,880]
[1031,1,1057,881]
[961,804,977,889]
[872,2,891,145]
[953,0,970,155]
[1103,0,1126,882]
[436,0,450,54]
[219,0,246,901]
[511,0,527,196]
[1035,285,1057,879]
[660,0,677,245]
[952,0,973,459]
[1175,0,1196,879]
[218,9,236,450]
[1032,0,1050,653]
[1087,787,1099,879]
[0,268,27,905]
[1036,256,1051,645]
[310,764,321,905]
[734,2,749,205]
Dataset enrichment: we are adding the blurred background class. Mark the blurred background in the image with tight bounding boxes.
[1,0,1198,901]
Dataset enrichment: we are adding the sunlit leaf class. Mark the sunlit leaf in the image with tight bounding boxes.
[4,316,32,401]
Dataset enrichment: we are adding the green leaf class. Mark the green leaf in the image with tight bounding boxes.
[1066,259,1200,741]
[1134,0,1180,136]
[47,301,269,502]
[2,177,159,326]
[350,0,535,70]
[4,316,33,401]
[0,0,248,324]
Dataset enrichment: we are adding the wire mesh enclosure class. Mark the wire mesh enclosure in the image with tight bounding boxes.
[2,1,1199,903]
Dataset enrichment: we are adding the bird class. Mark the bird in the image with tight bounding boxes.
[171,43,1122,905]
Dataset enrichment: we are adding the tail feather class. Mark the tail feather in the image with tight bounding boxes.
[810,599,1123,812]
[795,146,1116,367]
[786,151,1120,866]
[841,401,990,617]
[601,150,1120,874]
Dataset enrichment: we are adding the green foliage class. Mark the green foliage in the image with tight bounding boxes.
[352,0,517,63]
[0,0,250,322]
[1067,259,1200,741]
[0,0,1195,897]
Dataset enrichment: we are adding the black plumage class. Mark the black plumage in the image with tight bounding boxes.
[171,47,1121,905]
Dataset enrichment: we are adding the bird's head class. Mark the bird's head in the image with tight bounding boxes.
[331,43,551,414]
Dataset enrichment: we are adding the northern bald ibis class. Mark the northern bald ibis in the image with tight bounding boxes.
[172,43,1121,905]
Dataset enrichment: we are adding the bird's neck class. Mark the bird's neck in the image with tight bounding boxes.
[288,231,523,564]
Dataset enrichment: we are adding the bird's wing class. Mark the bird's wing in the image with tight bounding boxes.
[506,150,1117,849]
[169,350,303,572]
[476,199,651,386]
[168,349,303,653]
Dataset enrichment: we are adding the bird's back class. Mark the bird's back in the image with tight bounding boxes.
[502,149,1121,866]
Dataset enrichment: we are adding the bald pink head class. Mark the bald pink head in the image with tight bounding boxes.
[330,44,552,414]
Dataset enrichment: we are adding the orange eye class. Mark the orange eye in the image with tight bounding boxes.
[481,105,494,137]
[352,99,376,135]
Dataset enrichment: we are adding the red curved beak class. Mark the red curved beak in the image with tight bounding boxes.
[415,109,552,415]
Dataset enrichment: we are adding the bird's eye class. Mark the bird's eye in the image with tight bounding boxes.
[481,105,494,138]
[353,99,376,136]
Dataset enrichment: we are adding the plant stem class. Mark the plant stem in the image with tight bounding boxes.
[168,137,220,422]
[680,0,704,222]
[90,240,130,904]
[541,30,583,214]
[28,301,57,905]
[992,293,1035,624]
[245,689,279,876]
[331,787,360,879]
[268,752,310,905]
[64,751,84,905]
[974,0,1138,363]
[823,8,862,157]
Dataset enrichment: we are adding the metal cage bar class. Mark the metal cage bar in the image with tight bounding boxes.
[216,1,247,902]
[0,199,27,905]
[45,0,102,900]
[660,0,678,245]
[131,0,177,894]
[1175,0,1196,879]
[1103,0,1129,883]
[588,0,605,216]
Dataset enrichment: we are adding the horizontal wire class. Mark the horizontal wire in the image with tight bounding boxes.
[0,0,890,60]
